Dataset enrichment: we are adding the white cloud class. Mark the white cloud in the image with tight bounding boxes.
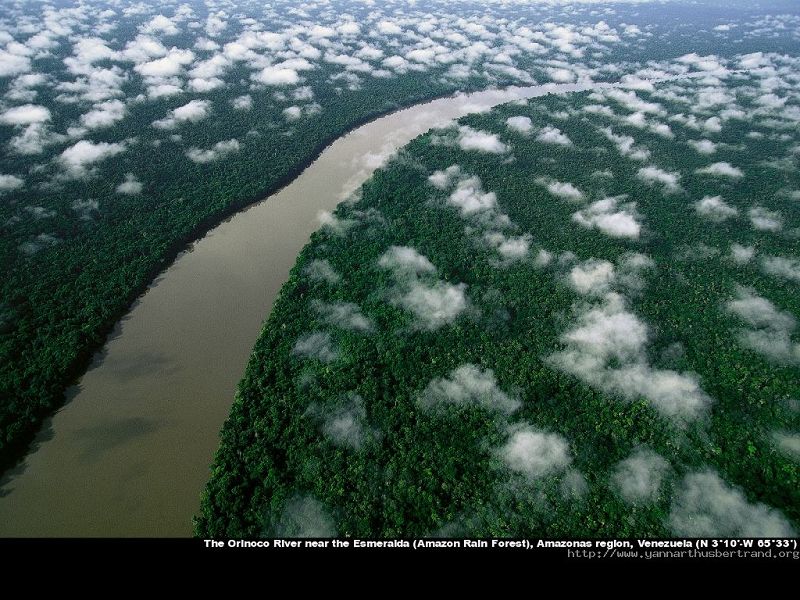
[71,198,99,220]
[316,394,374,450]
[773,432,800,461]
[506,116,532,135]
[500,427,572,478]
[636,166,681,193]
[283,106,302,121]
[116,173,142,195]
[274,495,336,537]
[419,364,519,415]
[0,174,24,192]
[549,292,710,421]
[0,50,31,78]
[59,139,126,178]
[152,99,211,129]
[730,244,755,265]
[572,196,641,239]
[140,14,179,36]
[378,246,436,275]
[669,470,795,537]
[761,255,800,284]
[447,175,497,215]
[694,195,738,222]
[304,259,341,285]
[377,21,403,36]
[379,246,467,330]
[185,139,240,164]
[232,95,253,110]
[312,301,372,332]
[428,165,461,190]
[457,126,509,154]
[546,67,576,83]
[748,207,782,232]
[600,127,650,161]
[688,139,717,155]
[727,287,799,365]
[0,104,51,126]
[394,280,468,331]
[292,331,339,363]
[695,162,744,179]
[253,66,300,86]
[536,125,572,146]
[612,448,670,504]
[539,179,585,202]
[569,259,616,296]
[79,99,126,130]
[135,48,194,78]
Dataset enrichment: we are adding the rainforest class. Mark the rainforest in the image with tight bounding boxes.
[0,0,798,541]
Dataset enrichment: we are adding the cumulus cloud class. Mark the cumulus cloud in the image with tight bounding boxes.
[447,175,497,215]
[304,259,341,285]
[669,470,795,537]
[695,162,744,179]
[500,426,572,478]
[306,393,376,451]
[393,280,468,331]
[379,246,467,330]
[730,244,755,265]
[572,196,641,239]
[536,125,572,146]
[538,178,585,202]
[273,495,336,537]
[549,291,710,421]
[612,448,670,504]
[152,99,211,129]
[600,127,650,161]
[317,210,356,236]
[19,233,59,256]
[59,140,126,178]
[79,99,126,130]
[419,364,519,415]
[135,48,194,78]
[0,104,51,126]
[760,255,800,284]
[140,14,179,36]
[688,139,717,155]
[378,246,436,276]
[506,116,532,134]
[568,259,616,296]
[773,432,800,461]
[457,126,509,154]
[636,166,681,193]
[312,301,372,332]
[727,287,799,365]
[71,198,99,220]
[694,195,738,222]
[748,207,782,232]
[185,139,240,163]
[292,331,339,363]
[428,165,462,190]
[116,173,142,195]
[253,66,300,86]
[232,95,253,110]
[0,174,24,192]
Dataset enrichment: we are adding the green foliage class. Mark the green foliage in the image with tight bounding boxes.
[197,86,799,537]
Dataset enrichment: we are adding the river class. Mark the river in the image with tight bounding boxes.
[0,81,596,536]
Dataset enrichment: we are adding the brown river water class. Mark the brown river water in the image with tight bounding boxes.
[0,82,595,536]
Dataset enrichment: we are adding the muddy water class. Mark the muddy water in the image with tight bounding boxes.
[0,82,594,536]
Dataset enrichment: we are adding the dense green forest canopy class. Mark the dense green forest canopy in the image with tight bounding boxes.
[0,0,798,514]
[198,51,800,537]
